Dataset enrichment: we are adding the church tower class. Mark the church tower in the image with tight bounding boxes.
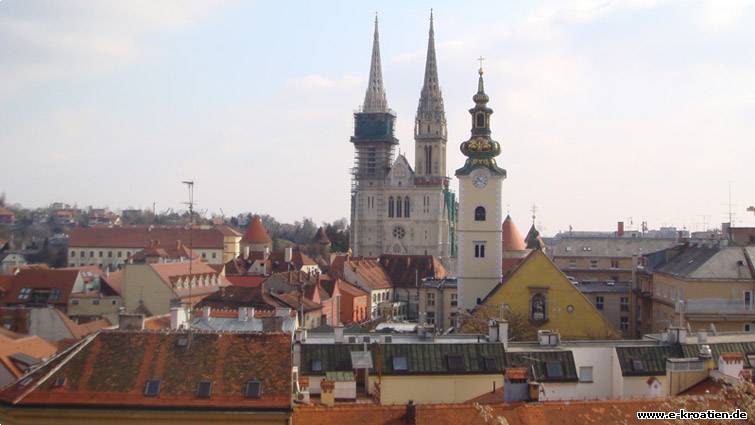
[349,16,398,256]
[455,66,507,310]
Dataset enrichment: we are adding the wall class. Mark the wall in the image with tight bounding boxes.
[372,374,504,405]
[68,295,121,323]
[27,309,74,342]
[122,265,173,315]
[69,247,224,268]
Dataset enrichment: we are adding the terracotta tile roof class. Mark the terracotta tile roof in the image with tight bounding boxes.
[100,271,123,295]
[226,276,265,288]
[334,279,368,297]
[0,331,293,411]
[214,224,242,237]
[196,286,266,310]
[1,268,81,306]
[143,314,171,330]
[272,291,323,313]
[0,326,25,340]
[502,215,527,251]
[0,207,15,216]
[679,377,726,396]
[378,254,448,288]
[242,217,272,244]
[68,225,227,249]
[344,258,392,290]
[0,334,57,379]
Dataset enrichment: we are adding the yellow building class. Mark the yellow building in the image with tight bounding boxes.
[472,249,619,339]
[647,245,755,332]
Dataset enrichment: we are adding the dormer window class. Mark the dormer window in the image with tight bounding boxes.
[196,380,212,399]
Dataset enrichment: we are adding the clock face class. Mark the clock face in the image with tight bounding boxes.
[473,174,488,189]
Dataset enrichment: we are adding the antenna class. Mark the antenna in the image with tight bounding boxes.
[181,180,195,331]
[728,181,733,225]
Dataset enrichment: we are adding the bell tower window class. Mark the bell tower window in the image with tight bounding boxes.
[476,113,485,128]
[404,197,410,218]
[474,206,486,221]
[396,196,403,218]
[388,197,394,218]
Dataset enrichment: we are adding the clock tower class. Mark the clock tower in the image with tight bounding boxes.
[455,66,507,311]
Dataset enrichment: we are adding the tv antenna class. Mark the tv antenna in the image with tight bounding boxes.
[181,180,195,331]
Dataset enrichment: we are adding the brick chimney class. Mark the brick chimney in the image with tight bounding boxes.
[617,222,625,237]
[320,380,335,407]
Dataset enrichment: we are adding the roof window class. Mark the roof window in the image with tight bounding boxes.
[144,379,161,397]
[245,380,262,399]
[196,380,212,399]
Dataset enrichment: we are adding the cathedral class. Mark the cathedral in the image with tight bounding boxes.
[349,14,456,263]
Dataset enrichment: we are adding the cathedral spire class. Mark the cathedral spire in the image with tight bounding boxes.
[416,9,446,138]
[363,14,389,113]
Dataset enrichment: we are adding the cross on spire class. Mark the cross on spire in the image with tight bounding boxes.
[478,56,485,73]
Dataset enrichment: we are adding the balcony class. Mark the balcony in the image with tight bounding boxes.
[684,299,755,316]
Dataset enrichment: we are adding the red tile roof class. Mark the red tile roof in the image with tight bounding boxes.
[68,225,227,249]
[101,271,123,295]
[226,276,266,288]
[242,217,272,244]
[1,268,81,305]
[148,262,230,299]
[0,334,57,379]
[344,258,392,290]
[378,254,448,288]
[502,215,527,251]
[335,279,368,298]
[0,331,293,411]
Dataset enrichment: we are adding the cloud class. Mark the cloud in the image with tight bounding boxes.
[0,0,231,97]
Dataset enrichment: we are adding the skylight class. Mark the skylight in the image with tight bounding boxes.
[393,356,408,371]
[144,379,160,397]
[483,356,498,371]
[18,288,32,300]
[196,380,212,399]
[49,288,62,301]
[545,361,563,378]
[447,354,464,371]
[632,359,646,371]
[245,380,262,399]
[311,359,323,372]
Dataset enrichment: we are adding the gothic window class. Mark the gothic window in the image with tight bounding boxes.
[388,197,394,218]
[404,196,410,218]
[531,293,547,322]
[425,146,432,174]
[476,113,485,128]
[475,206,486,221]
[396,196,403,218]
[392,226,406,239]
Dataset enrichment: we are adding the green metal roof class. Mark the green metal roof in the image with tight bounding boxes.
[615,345,683,376]
[504,351,578,383]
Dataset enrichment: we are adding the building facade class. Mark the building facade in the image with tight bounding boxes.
[349,15,454,262]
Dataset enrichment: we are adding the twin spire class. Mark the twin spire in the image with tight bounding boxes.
[362,12,445,123]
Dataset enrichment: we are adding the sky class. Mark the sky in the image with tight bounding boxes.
[1,0,754,235]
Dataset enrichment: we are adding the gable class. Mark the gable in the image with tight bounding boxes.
[479,250,618,339]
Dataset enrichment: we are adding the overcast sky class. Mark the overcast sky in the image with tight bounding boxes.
[1,0,754,235]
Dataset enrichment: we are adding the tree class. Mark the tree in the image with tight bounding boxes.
[460,305,537,341]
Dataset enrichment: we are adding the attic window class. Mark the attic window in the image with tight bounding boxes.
[49,288,62,301]
[631,359,646,372]
[245,380,262,399]
[447,354,465,372]
[144,379,161,397]
[177,337,189,347]
[483,356,498,371]
[546,361,563,379]
[18,288,32,300]
[362,336,371,343]
[348,336,357,344]
[384,336,393,344]
[311,359,323,372]
[393,356,408,371]
[196,380,213,399]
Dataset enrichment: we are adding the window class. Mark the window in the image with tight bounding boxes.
[746,324,752,332]
[404,196,410,218]
[144,379,161,396]
[92,299,100,305]
[476,112,485,128]
[531,293,546,321]
[620,317,629,331]
[631,359,645,371]
[620,297,629,312]
[245,380,262,399]
[424,146,432,174]
[362,336,370,343]
[482,356,498,371]
[202,252,206,259]
[746,291,752,310]
[568,259,577,268]
[89,251,94,258]
[112,300,117,305]
[595,296,604,310]
[474,242,486,258]
[212,252,217,259]
[589,260,598,269]
[427,293,435,307]
[388,197,394,218]
[311,359,323,372]
[579,366,593,383]
[450,293,458,307]
[392,226,405,240]
[196,380,212,399]
[108,251,113,258]
[447,354,464,371]
[396,196,402,218]
[545,361,563,379]
[71,299,79,305]
[98,251,103,258]
[610,259,619,268]
[49,288,61,301]
[393,356,408,371]
[474,206,486,221]
[18,288,32,300]
[71,251,76,258]
[348,336,357,344]
[426,311,435,325]
[117,251,122,258]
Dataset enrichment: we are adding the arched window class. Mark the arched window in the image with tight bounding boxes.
[531,293,546,321]
[396,196,403,218]
[388,197,394,218]
[404,196,410,218]
[476,113,485,128]
[425,146,432,175]
[475,206,486,221]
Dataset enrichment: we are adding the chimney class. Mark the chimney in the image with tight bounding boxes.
[239,307,249,321]
[244,245,250,259]
[405,400,416,425]
[718,352,745,378]
[118,313,145,330]
[285,247,293,263]
[320,380,335,407]
[617,221,625,237]
[170,306,188,330]
[499,320,509,349]
[334,325,345,343]
[488,320,499,342]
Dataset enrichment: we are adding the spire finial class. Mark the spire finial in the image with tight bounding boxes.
[478,56,485,75]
